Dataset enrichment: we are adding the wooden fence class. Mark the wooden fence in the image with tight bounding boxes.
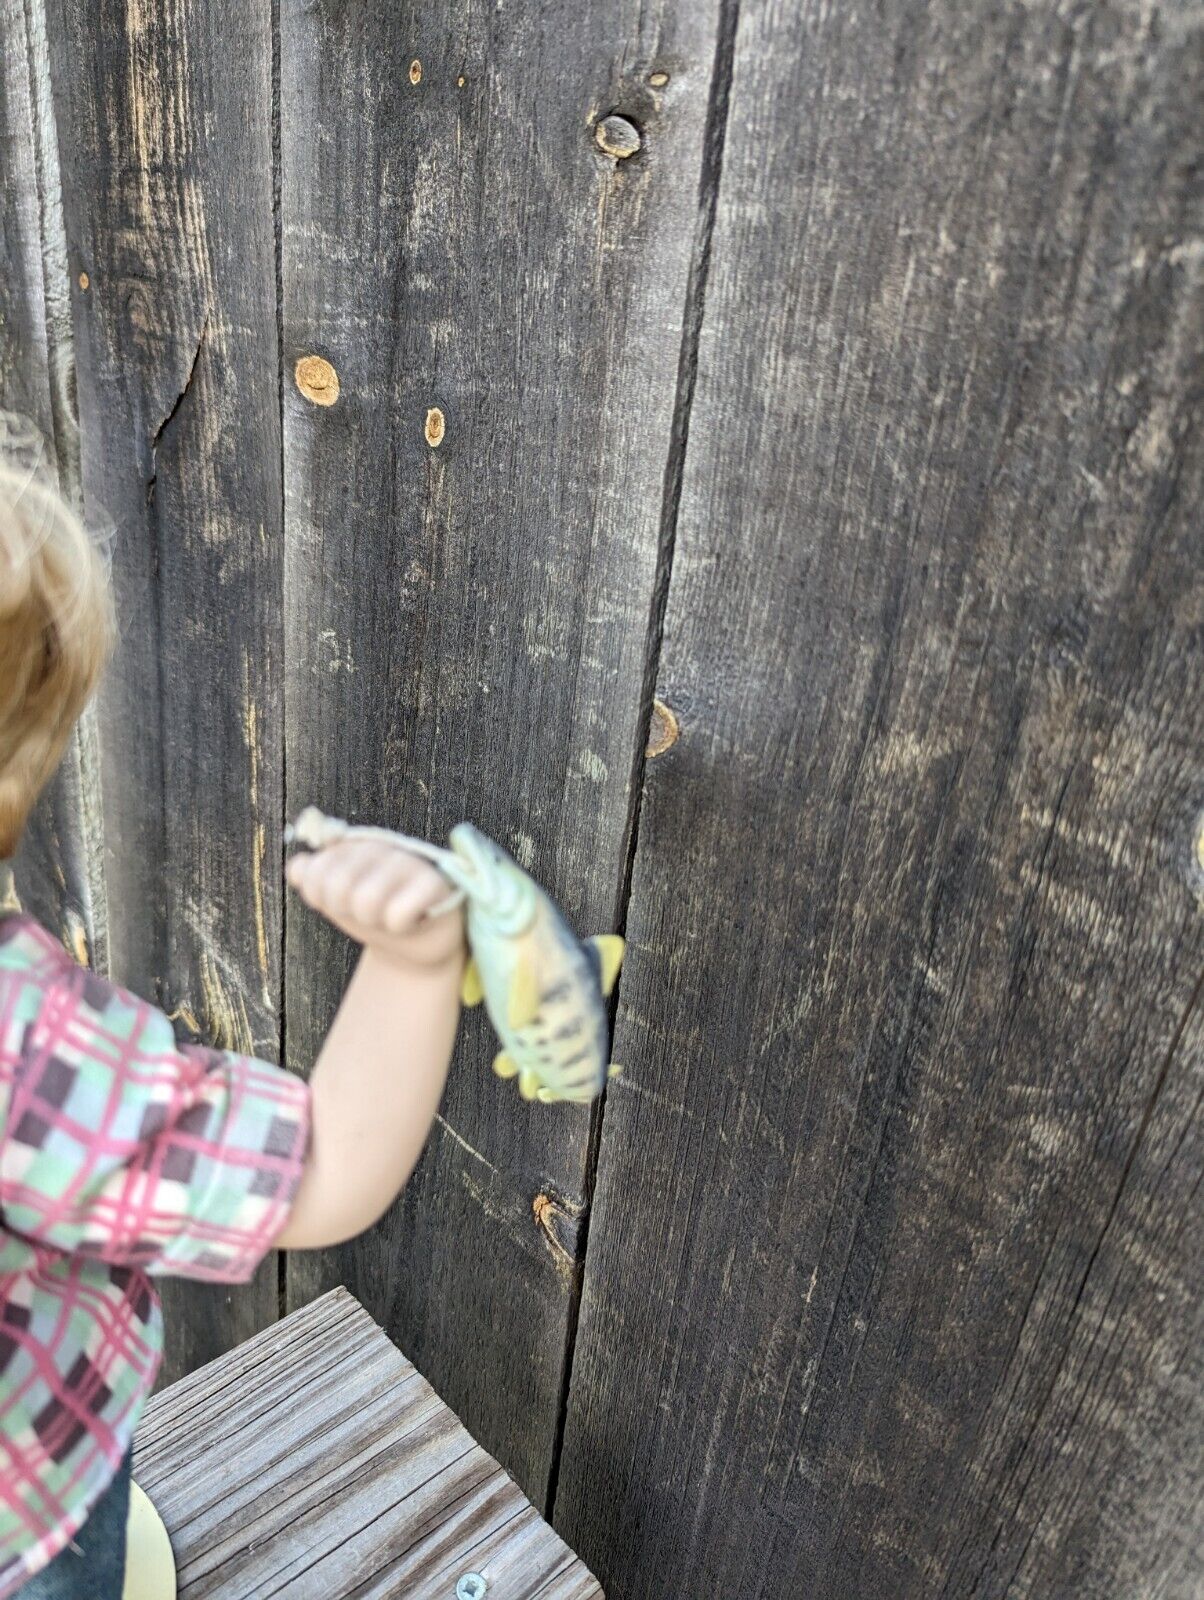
[3,0,1202,1593]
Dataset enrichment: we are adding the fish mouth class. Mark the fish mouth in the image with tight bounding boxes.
[447,822,494,878]
[447,823,537,930]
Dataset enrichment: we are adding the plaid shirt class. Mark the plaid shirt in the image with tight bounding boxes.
[0,913,310,1595]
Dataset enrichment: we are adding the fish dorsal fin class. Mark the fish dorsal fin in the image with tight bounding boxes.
[461,958,484,1007]
[589,935,625,996]
[507,955,541,1030]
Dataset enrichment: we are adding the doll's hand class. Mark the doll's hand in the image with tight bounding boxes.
[286,840,465,971]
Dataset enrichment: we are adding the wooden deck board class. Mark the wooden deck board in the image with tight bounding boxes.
[134,1289,603,1599]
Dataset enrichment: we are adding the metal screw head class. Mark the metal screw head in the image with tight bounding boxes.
[456,1576,487,1600]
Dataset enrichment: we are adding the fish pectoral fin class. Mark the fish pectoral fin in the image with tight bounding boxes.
[460,958,485,1007]
[492,1051,520,1079]
[518,1068,541,1101]
[589,935,625,996]
[507,955,541,1030]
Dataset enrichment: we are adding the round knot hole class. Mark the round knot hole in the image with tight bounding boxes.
[595,114,642,159]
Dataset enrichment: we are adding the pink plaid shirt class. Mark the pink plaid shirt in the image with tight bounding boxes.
[0,913,311,1594]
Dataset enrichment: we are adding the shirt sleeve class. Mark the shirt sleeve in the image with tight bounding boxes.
[0,959,311,1283]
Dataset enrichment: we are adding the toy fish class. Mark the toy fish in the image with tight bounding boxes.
[284,807,624,1105]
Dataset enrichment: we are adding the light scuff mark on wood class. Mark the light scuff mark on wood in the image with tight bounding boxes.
[594,114,641,159]
[646,698,680,757]
[200,947,254,1053]
[294,354,339,406]
[424,406,445,446]
[63,908,89,967]
[434,1114,499,1175]
[240,664,271,995]
[0,868,21,915]
[168,1000,201,1038]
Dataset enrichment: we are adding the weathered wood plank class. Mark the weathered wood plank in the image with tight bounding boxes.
[0,0,103,961]
[134,1287,603,1599]
[281,0,722,1500]
[557,1,1204,1594]
[45,0,286,1379]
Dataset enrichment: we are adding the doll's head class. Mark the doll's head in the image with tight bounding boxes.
[0,421,113,858]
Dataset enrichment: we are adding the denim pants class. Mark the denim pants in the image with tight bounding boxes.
[19,1450,130,1598]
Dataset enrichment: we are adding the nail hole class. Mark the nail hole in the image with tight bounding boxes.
[294,355,340,407]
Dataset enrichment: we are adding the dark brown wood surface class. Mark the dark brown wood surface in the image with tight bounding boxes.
[555,1,1204,1595]
[0,0,102,959]
[45,0,286,1380]
[135,1287,604,1598]
[279,0,721,1503]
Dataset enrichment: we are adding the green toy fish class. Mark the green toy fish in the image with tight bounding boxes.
[284,807,624,1104]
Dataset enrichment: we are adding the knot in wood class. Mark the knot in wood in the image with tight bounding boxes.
[595,114,641,159]
[424,406,446,447]
[294,355,340,407]
[646,699,680,758]
[409,59,422,84]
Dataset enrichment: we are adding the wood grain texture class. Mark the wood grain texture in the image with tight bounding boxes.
[135,1287,603,1599]
[556,1,1204,1595]
[280,0,722,1501]
[45,0,286,1379]
[0,0,103,960]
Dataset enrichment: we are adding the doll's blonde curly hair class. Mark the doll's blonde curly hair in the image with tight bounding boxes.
[0,417,113,857]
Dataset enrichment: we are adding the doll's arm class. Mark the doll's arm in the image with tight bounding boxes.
[273,838,466,1250]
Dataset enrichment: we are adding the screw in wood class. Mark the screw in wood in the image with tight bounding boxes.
[455,1576,487,1600]
[594,114,642,159]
